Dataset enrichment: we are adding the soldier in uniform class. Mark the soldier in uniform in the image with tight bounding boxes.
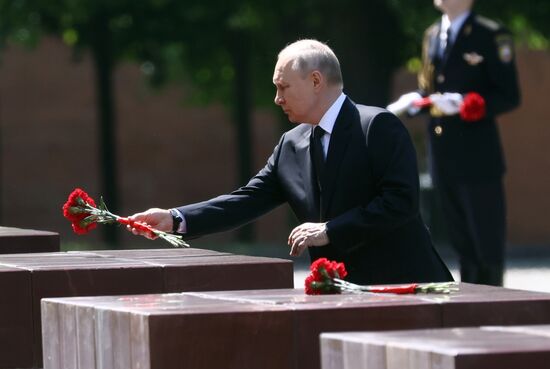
[387,0,520,286]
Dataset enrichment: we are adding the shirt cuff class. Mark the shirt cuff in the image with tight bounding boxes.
[173,209,187,234]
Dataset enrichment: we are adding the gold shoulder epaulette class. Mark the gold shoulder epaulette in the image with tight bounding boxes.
[426,23,439,38]
[475,15,501,31]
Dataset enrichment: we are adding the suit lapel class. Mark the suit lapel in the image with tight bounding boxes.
[320,98,355,219]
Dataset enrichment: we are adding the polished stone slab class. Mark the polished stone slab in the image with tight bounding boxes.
[415,283,550,327]
[0,265,33,369]
[42,289,440,369]
[0,248,293,369]
[41,283,550,369]
[320,325,550,369]
[0,226,59,254]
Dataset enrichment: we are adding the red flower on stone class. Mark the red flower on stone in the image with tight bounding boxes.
[304,258,458,295]
[304,274,318,295]
[460,92,486,122]
[305,257,347,295]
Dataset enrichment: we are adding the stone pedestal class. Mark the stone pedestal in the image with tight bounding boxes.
[321,325,550,369]
[0,248,293,369]
[0,226,59,254]
[0,265,33,368]
[41,284,550,369]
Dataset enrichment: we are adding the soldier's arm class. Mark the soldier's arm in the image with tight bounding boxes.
[482,27,521,117]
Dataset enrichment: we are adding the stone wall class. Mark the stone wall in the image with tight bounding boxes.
[0,37,548,248]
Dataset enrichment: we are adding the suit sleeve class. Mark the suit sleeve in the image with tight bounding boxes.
[481,28,521,118]
[176,136,287,238]
[325,112,421,249]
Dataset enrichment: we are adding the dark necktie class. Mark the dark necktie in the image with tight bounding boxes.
[442,27,453,60]
[311,125,326,191]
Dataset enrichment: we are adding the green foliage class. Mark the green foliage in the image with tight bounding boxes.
[1,0,547,107]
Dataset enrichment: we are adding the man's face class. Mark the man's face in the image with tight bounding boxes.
[433,0,472,15]
[273,58,318,124]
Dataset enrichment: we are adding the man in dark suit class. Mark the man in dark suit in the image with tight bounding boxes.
[388,0,520,285]
[129,39,452,285]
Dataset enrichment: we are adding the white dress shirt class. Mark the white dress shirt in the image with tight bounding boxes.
[315,92,347,158]
[440,11,470,56]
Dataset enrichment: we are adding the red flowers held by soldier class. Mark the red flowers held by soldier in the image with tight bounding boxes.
[460,92,486,122]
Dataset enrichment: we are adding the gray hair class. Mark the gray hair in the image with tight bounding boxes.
[278,39,343,88]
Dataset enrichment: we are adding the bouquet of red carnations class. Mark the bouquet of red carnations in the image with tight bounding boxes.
[62,188,189,247]
[413,92,486,122]
[304,258,458,295]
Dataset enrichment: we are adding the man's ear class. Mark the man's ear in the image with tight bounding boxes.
[311,70,323,90]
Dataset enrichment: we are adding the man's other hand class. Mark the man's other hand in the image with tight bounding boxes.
[288,222,329,256]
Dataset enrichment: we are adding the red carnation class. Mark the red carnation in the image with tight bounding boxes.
[305,258,348,295]
[303,258,457,295]
[460,92,486,122]
[62,188,98,235]
[61,188,189,247]
[304,274,319,295]
[71,218,97,235]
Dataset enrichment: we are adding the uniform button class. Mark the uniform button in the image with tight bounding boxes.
[437,74,445,83]
[434,125,443,136]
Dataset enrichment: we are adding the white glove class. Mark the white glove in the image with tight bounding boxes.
[429,92,463,115]
[386,92,422,116]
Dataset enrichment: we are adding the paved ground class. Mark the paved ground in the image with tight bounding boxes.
[294,254,550,293]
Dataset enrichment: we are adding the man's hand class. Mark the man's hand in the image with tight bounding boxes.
[386,92,422,116]
[288,222,330,256]
[127,208,172,239]
[429,92,463,115]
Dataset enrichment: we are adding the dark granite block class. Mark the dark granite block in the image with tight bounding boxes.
[156,254,294,292]
[41,289,440,369]
[0,226,59,254]
[418,283,550,327]
[43,293,295,369]
[148,309,294,369]
[88,247,229,259]
[320,325,550,369]
[294,301,441,369]
[28,256,164,367]
[0,266,33,369]
[41,284,550,369]
[1,249,294,368]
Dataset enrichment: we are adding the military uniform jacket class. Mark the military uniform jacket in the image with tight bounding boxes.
[419,13,520,181]
[178,98,452,285]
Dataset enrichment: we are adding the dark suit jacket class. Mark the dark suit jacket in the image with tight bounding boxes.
[419,13,520,182]
[178,98,452,284]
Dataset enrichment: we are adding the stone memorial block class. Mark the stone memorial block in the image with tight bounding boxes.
[418,283,550,327]
[0,248,293,368]
[41,289,442,369]
[41,284,550,369]
[0,265,33,369]
[320,325,550,369]
[0,226,59,254]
